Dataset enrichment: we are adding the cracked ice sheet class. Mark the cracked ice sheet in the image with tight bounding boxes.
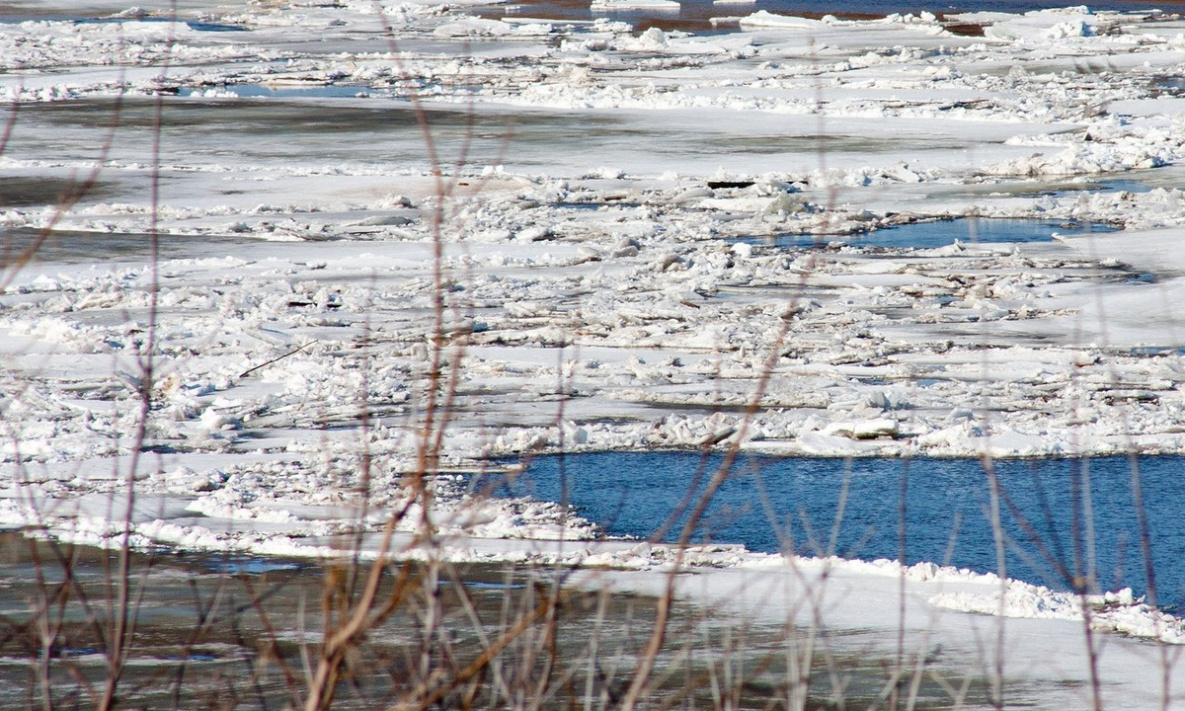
[4,2,1185,704]
[3,0,1185,507]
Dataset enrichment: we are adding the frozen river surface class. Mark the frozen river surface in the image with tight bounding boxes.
[4,0,1185,707]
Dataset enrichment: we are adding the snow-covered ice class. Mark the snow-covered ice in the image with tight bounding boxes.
[4,0,1185,706]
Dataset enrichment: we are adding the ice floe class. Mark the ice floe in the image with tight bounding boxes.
[4,1,1185,703]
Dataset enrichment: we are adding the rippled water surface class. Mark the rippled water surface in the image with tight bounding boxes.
[496,454,1185,608]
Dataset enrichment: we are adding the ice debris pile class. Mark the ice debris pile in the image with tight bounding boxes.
[931,582,1185,643]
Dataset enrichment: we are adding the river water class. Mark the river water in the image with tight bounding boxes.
[0,535,657,710]
[0,533,987,710]
[498,454,1185,608]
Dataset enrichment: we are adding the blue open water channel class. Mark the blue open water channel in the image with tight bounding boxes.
[746,217,1117,249]
[843,218,1115,248]
[492,454,1185,609]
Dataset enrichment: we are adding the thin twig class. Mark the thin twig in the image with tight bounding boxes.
[238,341,315,379]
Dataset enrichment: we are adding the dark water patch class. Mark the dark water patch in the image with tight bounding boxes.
[1154,76,1185,97]
[675,133,937,156]
[552,200,614,211]
[919,177,1154,203]
[187,20,248,32]
[11,98,601,170]
[0,176,109,209]
[1006,178,1155,197]
[0,227,249,265]
[0,535,546,708]
[0,532,962,711]
[752,217,1117,250]
[492,453,1185,609]
[942,20,986,36]
[1098,178,1156,193]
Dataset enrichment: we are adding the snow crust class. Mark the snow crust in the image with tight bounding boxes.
[5,1,1185,704]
